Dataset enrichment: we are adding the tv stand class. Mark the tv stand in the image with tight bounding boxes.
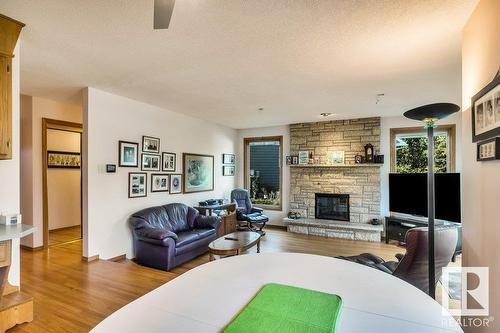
[385,216,462,261]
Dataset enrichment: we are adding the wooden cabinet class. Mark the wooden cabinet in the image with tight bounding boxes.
[0,14,24,160]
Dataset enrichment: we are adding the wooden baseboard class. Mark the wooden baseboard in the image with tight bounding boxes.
[81,254,99,262]
[20,245,44,252]
[266,224,287,231]
[108,254,126,262]
[49,225,81,232]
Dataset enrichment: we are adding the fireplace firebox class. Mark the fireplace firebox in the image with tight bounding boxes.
[315,193,350,221]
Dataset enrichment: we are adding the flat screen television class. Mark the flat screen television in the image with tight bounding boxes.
[389,173,461,223]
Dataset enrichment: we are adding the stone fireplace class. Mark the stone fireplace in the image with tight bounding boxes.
[285,117,383,242]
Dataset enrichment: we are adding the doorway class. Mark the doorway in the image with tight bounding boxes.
[42,118,83,248]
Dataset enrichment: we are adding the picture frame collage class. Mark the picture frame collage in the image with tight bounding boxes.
[119,136,182,198]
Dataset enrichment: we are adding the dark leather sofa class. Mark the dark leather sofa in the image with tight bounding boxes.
[129,203,220,271]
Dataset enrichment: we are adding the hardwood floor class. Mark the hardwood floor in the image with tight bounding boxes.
[48,226,81,246]
[9,228,456,332]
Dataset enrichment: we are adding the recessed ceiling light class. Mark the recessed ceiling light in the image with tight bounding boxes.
[258,107,264,111]
[320,112,334,117]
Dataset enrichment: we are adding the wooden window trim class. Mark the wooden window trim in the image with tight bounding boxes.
[243,136,283,211]
[389,124,456,173]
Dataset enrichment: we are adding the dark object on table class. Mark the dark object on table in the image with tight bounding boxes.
[374,154,384,164]
[129,203,220,271]
[287,211,301,220]
[364,144,374,163]
[231,189,269,235]
[354,155,363,164]
[339,226,458,294]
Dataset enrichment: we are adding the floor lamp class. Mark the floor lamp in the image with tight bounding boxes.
[403,103,460,299]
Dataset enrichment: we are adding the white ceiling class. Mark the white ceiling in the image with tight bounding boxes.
[1,0,477,129]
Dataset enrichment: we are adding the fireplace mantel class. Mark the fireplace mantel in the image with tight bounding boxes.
[290,164,382,169]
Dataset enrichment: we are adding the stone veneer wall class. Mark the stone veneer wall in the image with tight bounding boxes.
[289,117,381,223]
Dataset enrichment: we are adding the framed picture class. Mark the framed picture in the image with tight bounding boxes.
[291,155,299,165]
[47,151,80,168]
[472,75,500,142]
[222,153,235,164]
[141,153,161,171]
[170,174,182,194]
[477,137,500,161]
[118,141,139,167]
[162,152,176,172]
[142,136,160,153]
[327,151,345,164]
[285,156,292,165]
[183,153,214,193]
[151,174,169,192]
[298,151,309,165]
[128,172,147,198]
[223,165,235,176]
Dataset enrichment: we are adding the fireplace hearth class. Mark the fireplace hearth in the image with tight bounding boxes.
[315,193,350,221]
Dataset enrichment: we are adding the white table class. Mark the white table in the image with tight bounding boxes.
[91,253,463,332]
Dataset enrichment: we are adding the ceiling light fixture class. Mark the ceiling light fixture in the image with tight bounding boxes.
[320,113,334,117]
[376,93,385,104]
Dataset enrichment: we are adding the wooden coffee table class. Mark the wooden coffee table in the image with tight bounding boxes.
[208,231,261,261]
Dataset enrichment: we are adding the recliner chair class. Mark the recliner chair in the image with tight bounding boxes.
[231,189,269,235]
[339,226,458,294]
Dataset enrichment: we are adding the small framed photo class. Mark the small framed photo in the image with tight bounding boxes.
[285,156,292,165]
[327,151,345,164]
[141,153,161,171]
[223,165,235,176]
[298,151,309,165]
[162,152,176,172]
[291,155,299,165]
[170,174,182,194]
[142,136,160,153]
[47,151,81,168]
[477,137,500,161]
[151,174,169,192]
[128,172,147,198]
[222,153,235,165]
[119,141,139,167]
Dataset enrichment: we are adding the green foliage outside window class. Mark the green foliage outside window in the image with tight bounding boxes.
[395,134,448,173]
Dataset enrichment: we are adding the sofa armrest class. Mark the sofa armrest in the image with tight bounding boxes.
[194,215,221,229]
[251,207,264,214]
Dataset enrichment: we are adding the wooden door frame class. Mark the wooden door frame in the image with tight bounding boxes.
[42,118,83,248]
[243,135,283,211]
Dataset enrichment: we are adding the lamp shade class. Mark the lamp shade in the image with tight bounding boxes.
[403,103,460,121]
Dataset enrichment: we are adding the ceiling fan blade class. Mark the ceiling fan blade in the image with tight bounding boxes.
[154,0,175,29]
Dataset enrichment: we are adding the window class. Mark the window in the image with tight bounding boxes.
[244,136,283,210]
[390,125,456,173]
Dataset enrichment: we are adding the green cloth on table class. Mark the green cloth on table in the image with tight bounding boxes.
[223,283,342,333]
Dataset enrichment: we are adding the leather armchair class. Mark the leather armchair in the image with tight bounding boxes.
[129,203,220,271]
[339,226,458,294]
[231,189,269,235]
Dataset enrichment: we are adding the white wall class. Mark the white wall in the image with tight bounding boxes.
[461,0,500,330]
[20,96,82,247]
[0,43,21,286]
[84,88,238,259]
[237,125,290,226]
[380,113,462,217]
